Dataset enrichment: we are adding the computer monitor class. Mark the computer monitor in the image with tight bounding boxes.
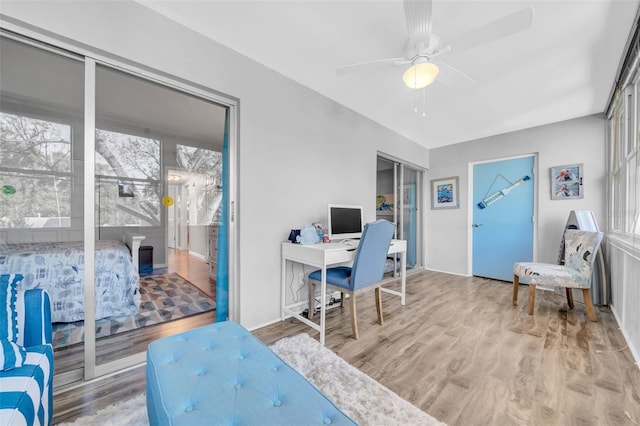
[328,204,363,240]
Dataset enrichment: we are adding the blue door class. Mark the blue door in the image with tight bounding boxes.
[472,156,534,281]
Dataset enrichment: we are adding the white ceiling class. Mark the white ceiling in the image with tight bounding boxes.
[139,0,638,149]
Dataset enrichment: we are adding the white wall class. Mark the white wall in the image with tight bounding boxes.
[425,114,606,275]
[0,1,429,329]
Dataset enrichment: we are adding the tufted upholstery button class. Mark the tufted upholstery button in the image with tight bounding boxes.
[146,321,355,426]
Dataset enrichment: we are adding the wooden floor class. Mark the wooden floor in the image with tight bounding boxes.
[52,270,640,425]
[167,248,215,297]
[52,249,213,388]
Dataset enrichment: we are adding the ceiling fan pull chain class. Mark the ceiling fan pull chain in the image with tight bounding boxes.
[414,88,418,113]
[422,87,426,118]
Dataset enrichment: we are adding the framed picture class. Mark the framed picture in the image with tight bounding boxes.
[118,180,134,197]
[431,176,459,209]
[550,163,583,200]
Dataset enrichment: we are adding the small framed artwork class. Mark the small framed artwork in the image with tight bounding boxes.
[431,176,459,209]
[118,180,134,197]
[550,163,583,200]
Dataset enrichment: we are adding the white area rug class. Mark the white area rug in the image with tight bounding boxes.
[59,333,445,426]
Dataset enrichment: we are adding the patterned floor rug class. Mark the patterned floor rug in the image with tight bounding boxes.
[52,273,216,349]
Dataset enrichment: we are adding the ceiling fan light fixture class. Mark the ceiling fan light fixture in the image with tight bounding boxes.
[403,62,439,89]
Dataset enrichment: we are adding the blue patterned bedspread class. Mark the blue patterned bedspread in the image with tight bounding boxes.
[0,240,140,323]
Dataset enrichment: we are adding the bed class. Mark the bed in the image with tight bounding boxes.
[0,235,144,323]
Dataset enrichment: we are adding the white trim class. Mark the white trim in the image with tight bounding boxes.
[53,361,146,395]
[607,235,640,262]
[424,267,471,277]
[610,306,640,368]
[467,153,538,276]
[376,151,427,173]
[94,352,147,377]
[83,58,97,380]
[188,250,206,260]
[228,106,240,323]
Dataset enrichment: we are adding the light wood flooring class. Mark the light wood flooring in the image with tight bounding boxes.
[167,248,215,297]
[52,270,640,425]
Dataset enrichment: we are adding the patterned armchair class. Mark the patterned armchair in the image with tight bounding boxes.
[513,229,604,321]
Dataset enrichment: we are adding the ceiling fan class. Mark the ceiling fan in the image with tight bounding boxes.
[337,0,535,90]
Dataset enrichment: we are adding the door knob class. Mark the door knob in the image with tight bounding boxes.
[472,223,483,228]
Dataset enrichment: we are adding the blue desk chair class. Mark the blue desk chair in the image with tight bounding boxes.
[308,220,395,339]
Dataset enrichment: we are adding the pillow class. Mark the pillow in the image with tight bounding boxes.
[0,274,26,370]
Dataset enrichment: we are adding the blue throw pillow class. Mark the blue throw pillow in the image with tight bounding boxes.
[0,274,26,370]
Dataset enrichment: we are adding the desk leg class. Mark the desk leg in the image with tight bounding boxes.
[400,251,406,306]
[281,257,286,321]
[320,266,327,346]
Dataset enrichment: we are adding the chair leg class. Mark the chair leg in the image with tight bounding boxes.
[340,292,345,308]
[513,274,519,305]
[566,288,575,309]
[374,286,384,325]
[528,284,536,315]
[582,288,598,322]
[308,282,315,320]
[349,290,358,339]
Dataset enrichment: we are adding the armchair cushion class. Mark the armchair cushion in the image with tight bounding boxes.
[1,274,26,371]
[513,262,588,288]
[513,229,603,289]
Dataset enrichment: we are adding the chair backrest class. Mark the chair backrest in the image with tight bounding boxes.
[563,229,604,281]
[350,220,396,291]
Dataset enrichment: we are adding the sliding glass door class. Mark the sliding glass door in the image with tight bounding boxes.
[1,33,236,386]
[376,156,423,271]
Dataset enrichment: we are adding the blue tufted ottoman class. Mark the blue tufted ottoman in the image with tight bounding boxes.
[146,321,356,425]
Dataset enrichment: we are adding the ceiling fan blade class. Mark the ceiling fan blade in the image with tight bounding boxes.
[445,6,535,54]
[403,0,433,43]
[336,57,409,75]
[432,61,475,90]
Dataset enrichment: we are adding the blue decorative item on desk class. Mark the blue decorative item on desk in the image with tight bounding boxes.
[297,225,320,245]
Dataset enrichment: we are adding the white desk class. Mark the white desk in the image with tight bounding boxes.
[281,239,407,345]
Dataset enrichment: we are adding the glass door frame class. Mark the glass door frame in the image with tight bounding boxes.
[1,24,240,385]
[377,153,424,272]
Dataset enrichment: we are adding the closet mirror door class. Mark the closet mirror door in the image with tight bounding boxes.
[376,156,423,273]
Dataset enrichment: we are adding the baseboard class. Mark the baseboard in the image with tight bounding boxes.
[247,317,286,333]
[247,300,344,334]
[424,267,471,277]
[610,305,640,369]
[188,251,206,260]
